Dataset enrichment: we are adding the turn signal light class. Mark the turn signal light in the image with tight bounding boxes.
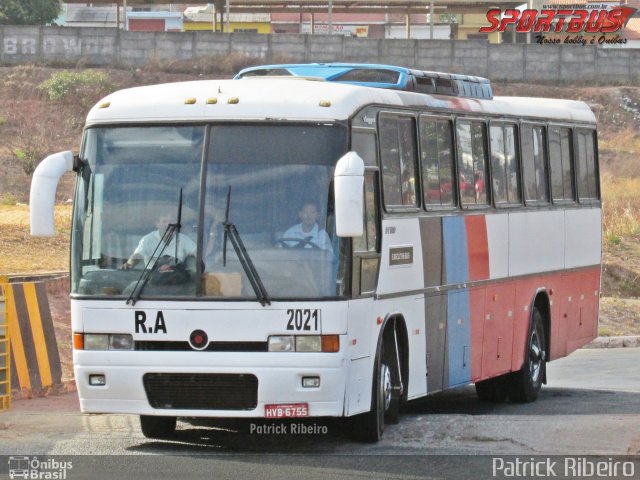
[321,335,339,353]
[73,333,84,350]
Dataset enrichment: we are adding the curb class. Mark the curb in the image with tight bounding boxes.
[583,336,640,349]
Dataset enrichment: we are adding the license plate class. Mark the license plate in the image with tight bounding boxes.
[264,403,309,418]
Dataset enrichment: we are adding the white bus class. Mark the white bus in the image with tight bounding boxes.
[31,67,601,442]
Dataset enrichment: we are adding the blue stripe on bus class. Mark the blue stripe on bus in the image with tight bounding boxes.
[447,289,471,387]
[442,216,469,285]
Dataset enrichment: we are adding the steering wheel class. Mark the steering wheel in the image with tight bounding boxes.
[276,237,321,250]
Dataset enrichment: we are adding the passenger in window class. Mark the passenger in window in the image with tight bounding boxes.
[401,169,416,206]
[281,202,332,252]
[475,171,485,201]
[120,213,197,270]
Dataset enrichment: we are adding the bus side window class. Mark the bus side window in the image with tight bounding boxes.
[352,173,380,296]
[489,123,521,206]
[456,120,489,207]
[351,131,378,167]
[522,124,549,204]
[379,114,419,209]
[576,130,599,202]
[549,126,575,203]
[420,117,455,209]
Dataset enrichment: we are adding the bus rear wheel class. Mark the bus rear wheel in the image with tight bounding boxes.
[140,415,177,439]
[508,307,546,403]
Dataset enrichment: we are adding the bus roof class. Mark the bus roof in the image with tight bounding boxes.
[86,78,596,126]
[234,62,493,99]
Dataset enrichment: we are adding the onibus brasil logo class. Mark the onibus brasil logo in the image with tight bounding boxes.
[480,5,637,45]
[8,456,73,479]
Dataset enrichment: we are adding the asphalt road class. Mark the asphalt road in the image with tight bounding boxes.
[0,348,639,480]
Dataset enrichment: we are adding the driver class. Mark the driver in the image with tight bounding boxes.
[282,202,332,252]
[120,213,197,270]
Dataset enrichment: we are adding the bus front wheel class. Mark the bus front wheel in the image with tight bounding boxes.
[140,415,177,439]
[508,307,546,403]
[351,342,396,442]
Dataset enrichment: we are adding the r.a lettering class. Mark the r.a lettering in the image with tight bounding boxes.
[134,310,168,334]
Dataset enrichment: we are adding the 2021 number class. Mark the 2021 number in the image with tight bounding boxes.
[286,309,320,331]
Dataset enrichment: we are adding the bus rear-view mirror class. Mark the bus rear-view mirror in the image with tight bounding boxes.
[334,152,364,238]
[30,150,74,237]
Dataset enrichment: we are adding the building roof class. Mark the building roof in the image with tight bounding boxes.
[86,78,596,126]
[66,5,118,24]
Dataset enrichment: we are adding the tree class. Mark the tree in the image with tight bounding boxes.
[0,0,61,26]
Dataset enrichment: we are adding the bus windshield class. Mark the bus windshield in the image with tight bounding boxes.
[71,123,349,300]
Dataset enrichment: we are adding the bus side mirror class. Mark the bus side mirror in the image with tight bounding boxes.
[30,151,74,237]
[334,152,365,238]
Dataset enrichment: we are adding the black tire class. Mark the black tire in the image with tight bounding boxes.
[384,341,401,425]
[351,343,394,442]
[140,415,177,439]
[475,375,508,402]
[508,307,546,403]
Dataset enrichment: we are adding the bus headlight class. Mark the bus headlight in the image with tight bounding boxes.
[109,334,134,350]
[268,336,294,352]
[268,335,340,352]
[80,334,134,351]
[295,336,321,352]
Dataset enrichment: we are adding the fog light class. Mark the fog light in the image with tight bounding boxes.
[89,374,106,386]
[302,376,320,388]
[268,335,294,352]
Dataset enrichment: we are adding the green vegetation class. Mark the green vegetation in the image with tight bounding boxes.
[0,0,61,26]
[38,70,113,102]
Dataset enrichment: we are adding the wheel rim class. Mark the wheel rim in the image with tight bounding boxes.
[381,363,392,412]
[529,327,544,383]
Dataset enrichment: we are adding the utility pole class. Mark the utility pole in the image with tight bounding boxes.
[429,0,435,39]
[226,0,231,33]
[328,0,333,35]
[123,0,127,31]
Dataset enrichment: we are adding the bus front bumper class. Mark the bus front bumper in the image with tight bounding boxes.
[74,350,349,418]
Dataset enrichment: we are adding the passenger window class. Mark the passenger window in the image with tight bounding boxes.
[549,126,575,202]
[353,173,379,253]
[522,125,549,203]
[576,130,599,201]
[379,115,419,208]
[456,120,489,207]
[490,124,521,206]
[420,117,455,209]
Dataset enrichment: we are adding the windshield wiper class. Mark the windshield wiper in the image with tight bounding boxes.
[126,189,183,306]
[222,186,271,307]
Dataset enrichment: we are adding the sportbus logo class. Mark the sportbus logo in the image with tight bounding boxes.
[480,5,637,45]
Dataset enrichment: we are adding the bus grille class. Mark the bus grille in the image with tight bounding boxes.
[143,373,258,410]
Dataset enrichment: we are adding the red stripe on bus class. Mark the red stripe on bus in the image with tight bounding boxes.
[468,266,600,383]
[464,215,489,281]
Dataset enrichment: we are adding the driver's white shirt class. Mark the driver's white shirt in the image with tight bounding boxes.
[282,223,333,252]
[134,229,197,265]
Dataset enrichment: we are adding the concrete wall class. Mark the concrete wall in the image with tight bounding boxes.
[1,26,638,84]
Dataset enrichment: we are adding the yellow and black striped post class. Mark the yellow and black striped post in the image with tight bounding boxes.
[1,279,62,395]
[0,283,10,410]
